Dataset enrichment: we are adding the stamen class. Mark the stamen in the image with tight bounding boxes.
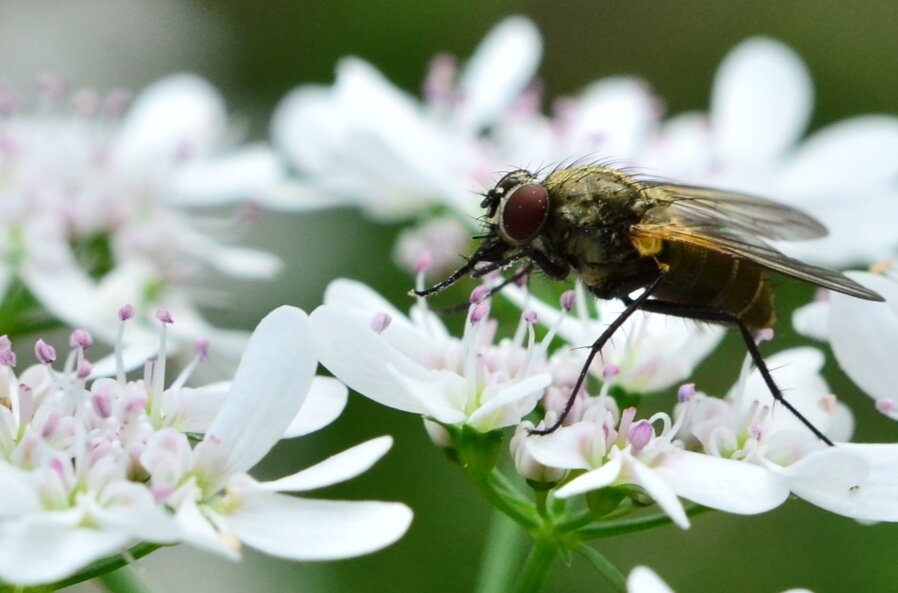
[752,328,774,344]
[875,398,897,415]
[195,339,209,362]
[115,305,133,383]
[602,364,620,381]
[470,285,491,304]
[35,340,56,365]
[156,308,174,325]
[0,348,16,367]
[560,290,576,312]
[69,329,93,350]
[628,420,654,451]
[677,383,696,403]
[371,312,392,334]
[76,360,92,380]
[469,301,490,324]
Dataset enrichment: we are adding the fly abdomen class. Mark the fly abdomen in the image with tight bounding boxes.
[655,241,776,331]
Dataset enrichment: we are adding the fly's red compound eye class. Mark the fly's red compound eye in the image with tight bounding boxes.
[499,183,549,245]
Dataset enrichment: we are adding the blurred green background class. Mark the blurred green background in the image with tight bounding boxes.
[3,1,896,591]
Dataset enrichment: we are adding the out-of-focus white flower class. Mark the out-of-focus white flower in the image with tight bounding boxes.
[641,37,898,266]
[0,306,410,586]
[269,16,542,221]
[626,566,814,593]
[310,278,551,436]
[677,347,898,523]
[0,74,285,365]
[525,395,788,528]
[794,267,898,419]
[501,282,724,395]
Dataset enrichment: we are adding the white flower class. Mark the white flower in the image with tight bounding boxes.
[501,282,724,395]
[524,396,788,529]
[627,566,813,593]
[641,37,898,266]
[795,268,898,418]
[310,278,551,435]
[0,74,285,365]
[270,16,542,221]
[678,347,898,523]
[0,306,411,586]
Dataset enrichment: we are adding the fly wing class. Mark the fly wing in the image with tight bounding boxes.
[633,190,883,301]
[645,183,827,241]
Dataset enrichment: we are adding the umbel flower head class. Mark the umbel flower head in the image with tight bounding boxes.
[0,305,411,586]
[0,74,286,365]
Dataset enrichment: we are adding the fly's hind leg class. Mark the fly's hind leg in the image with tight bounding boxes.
[629,298,834,446]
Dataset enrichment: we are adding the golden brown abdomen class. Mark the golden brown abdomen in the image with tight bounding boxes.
[654,241,776,331]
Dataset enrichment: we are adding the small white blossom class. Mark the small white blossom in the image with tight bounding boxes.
[0,306,410,586]
[525,395,788,528]
[501,282,724,394]
[310,278,552,435]
[0,74,285,366]
[677,347,898,523]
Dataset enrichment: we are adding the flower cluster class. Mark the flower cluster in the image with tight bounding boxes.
[270,17,898,273]
[0,306,410,586]
[0,74,285,365]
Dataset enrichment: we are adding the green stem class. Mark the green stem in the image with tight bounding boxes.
[50,543,161,590]
[97,566,155,593]
[575,544,626,592]
[475,509,529,593]
[512,538,558,593]
[578,505,710,539]
[474,471,540,530]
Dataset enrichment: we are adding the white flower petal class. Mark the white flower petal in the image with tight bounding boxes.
[568,77,658,160]
[117,73,225,165]
[0,522,131,586]
[194,307,316,489]
[525,422,597,470]
[175,491,242,560]
[188,241,283,280]
[834,444,898,521]
[712,37,812,166]
[776,444,898,522]
[627,566,675,593]
[310,305,435,415]
[272,84,346,174]
[0,463,41,516]
[88,485,181,543]
[654,449,788,514]
[255,180,352,211]
[221,490,412,560]
[555,455,624,497]
[166,385,228,434]
[171,145,285,206]
[792,299,830,342]
[455,16,542,133]
[626,455,690,529]
[260,436,392,492]
[829,272,898,403]
[778,116,898,196]
[467,373,549,429]
[283,376,348,438]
